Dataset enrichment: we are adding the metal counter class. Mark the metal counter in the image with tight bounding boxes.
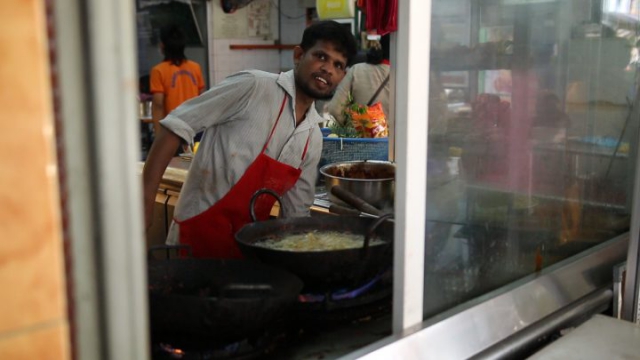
[342,234,629,359]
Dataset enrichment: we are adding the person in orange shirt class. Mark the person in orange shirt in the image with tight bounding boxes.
[150,24,205,146]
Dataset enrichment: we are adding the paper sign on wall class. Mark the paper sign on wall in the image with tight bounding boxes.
[213,2,248,39]
[248,1,271,38]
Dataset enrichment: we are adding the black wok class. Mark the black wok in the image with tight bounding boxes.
[234,189,394,291]
[147,254,303,344]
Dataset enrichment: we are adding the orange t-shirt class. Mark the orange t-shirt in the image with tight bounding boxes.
[150,59,205,114]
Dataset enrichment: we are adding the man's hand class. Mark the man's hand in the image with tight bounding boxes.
[151,93,166,135]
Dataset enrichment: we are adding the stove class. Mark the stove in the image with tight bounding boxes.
[296,271,392,326]
[150,272,392,360]
[151,327,287,360]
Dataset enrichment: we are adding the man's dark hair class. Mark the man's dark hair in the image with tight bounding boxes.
[366,47,383,64]
[300,21,358,66]
[160,24,187,66]
[366,34,390,65]
[380,33,390,60]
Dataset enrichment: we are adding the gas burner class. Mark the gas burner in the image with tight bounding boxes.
[299,273,384,303]
[295,272,392,325]
[151,329,287,360]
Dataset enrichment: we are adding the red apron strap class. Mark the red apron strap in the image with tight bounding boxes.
[300,129,312,162]
[261,95,288,153]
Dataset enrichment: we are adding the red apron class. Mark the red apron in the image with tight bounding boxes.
[175,95,311,258]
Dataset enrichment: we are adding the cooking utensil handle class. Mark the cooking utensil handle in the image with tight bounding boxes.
[330,185,386,217]
[329,203,361,216]
[249,188,283,222]
[147,244,193,260]
[329,204,378,218]
[362,213,394,257]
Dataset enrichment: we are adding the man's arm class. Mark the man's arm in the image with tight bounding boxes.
[142,125,181,230]
[151,93,165,135]
[143,71,258,228]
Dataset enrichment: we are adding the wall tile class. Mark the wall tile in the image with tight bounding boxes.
[214,39,228,53]
[215,38,283,78]
[215,72,227,84]
[0,240,66,334]
[220,56,233,72]
[0,323,69,360]
[0,0,67,335]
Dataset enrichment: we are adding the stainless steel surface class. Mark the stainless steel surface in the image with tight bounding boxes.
[614,262,626,319]
[469,288,612,360]
[389,0,430,334]
[341,234,628,360]
[87,0,150,358]
[624,84,640,323]
[527,314,640,359]
[53,0,103,358]
[388,32,396,163]
[313,198,333,210]
[320,160,396,210]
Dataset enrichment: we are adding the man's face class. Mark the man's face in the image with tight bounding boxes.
[293,40,348,101]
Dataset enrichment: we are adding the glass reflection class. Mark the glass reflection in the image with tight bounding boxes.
[425,0,639,319]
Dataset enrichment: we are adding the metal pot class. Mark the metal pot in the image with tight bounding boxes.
[320,160,395,210]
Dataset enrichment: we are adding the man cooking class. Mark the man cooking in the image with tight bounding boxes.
[143,21,358,258]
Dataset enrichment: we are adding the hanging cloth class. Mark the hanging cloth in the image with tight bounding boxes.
[364,0,398,36]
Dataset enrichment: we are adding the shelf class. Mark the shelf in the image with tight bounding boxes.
[431,42,513,71]
[533,141,629,159]
[432,54,513,72]
[465,182,627,211]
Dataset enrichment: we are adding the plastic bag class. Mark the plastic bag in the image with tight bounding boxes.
[348,102,389,138]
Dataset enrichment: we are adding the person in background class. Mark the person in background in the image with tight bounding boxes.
[143,21,357,258]
[150,24,205,147]
[531,91,570,129]
[326,34,391,124]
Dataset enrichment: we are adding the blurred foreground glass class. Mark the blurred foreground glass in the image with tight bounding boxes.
[424,0,639,318]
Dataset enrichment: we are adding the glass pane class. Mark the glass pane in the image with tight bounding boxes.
[425,0,640,319]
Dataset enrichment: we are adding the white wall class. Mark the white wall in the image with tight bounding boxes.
[209,38,282,84]
[279,0,309,71]
[206,0,313,84]
[208,0,282,84]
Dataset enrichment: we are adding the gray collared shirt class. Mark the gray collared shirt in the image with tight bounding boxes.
[160,70,323,244]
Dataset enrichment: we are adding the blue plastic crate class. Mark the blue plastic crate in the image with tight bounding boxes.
[318,132,389,169]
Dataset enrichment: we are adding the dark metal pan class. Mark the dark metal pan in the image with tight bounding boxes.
[147,249,303,344]
[235,189,394,291]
